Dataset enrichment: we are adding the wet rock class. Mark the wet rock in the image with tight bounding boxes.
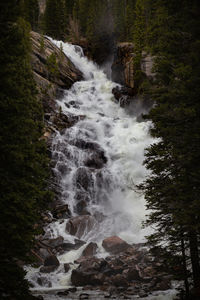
[40,265,57,273]
[42,236,64,248]
[37,276,52,287]
[75,200,89,215]
[102,236,130,254]
[112,86,135,108]
[64,263,70,273]
[84,150,107,169]
[38,248,53,260]
[61,239,85,251]
[66,215,96,239]
[30,31,83,114]
[53,112,82,130]
[75,191,90,202]
[73,140,101,151]
[112,86,134,101]
[53,204,71,219]
[82,242,98,257]
[44,255,60,267]
[75,167,94,191]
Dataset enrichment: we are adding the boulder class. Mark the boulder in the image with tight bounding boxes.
[112,86,135,108]
[66,215,96,239]
[44,255,60,267]
[42,236,64,248]
[102,236,130,254]
[71,257,107,286]
[61,239,85,251]
[64,263,70,273]
[53,204,71,219]
[81,242,98,257]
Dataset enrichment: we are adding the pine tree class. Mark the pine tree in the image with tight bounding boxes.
[137,0,200,297]
[45,0,67,40]
[0,1,51,298]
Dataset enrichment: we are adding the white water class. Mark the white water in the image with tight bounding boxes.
[26,39,176,299]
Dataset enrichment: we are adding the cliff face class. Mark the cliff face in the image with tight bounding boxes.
[30,31,83,113]
[111,43,135,88]
[111,43,155,90]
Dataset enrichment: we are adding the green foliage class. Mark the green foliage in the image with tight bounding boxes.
[19,0,39,30]
[46,52,59,77]
[135,0,200,297]
[39,34,45,53]
[0,1,51,298]
[45,0,67,40]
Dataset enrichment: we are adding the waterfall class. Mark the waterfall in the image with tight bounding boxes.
[26,39,176,300]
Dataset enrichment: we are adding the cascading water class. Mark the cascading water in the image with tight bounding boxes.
[26,39,177,300]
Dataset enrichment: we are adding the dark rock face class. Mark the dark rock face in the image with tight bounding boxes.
[52,204,71,219]
[102,236,130,254]
[42,236,64,249]
[81,242,98,257]
[44,255,60,267]
[64,263,71,273]
[61,239,85,252]
[65,215,96,239]
[31,31,83,114]
[112,86,135,108]
[111,43,134,88]
[75,167,94,192]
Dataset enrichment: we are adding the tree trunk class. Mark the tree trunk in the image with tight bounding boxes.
[189,231,200,292]
[181,237,190,298]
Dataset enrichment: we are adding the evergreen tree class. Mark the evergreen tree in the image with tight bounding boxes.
[136,0,200,297]
[0,1,51,298]
[45,0,67,40]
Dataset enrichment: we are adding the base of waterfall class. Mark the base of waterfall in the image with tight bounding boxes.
[29,232,174,299]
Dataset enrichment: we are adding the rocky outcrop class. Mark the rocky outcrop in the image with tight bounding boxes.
[111,43,155,90]
[71,243,172,294]
[112,43,134,88]
[30,31,83,113]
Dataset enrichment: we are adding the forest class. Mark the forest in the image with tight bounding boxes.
[0,0,200,299]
